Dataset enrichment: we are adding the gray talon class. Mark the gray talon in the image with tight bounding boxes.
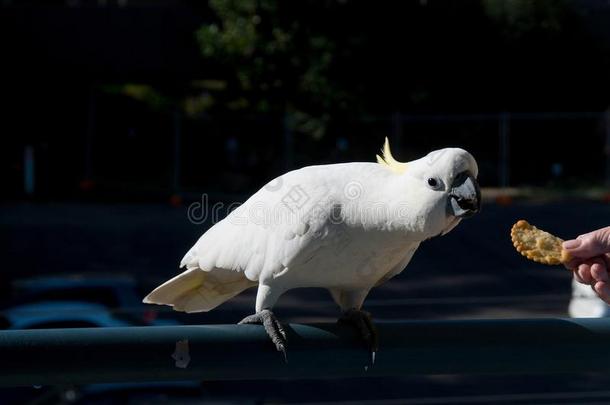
[239,309,288,361]
[339,309,379,364]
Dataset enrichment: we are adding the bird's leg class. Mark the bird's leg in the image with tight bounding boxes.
[330,288,378,365]
[338,308,379,364]
[239,309,287,360]
[238,284,287,361]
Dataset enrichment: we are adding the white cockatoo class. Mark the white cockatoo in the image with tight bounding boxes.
[144,138,480,358]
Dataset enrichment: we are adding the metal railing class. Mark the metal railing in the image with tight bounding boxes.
[2,318,610,387]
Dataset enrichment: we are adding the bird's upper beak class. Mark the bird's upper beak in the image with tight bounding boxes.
[447,171,481,218]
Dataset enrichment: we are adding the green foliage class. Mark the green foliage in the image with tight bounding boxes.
[99,0,606,141]
[195,0,346,138]
[482,0,568,38]
[101,84,171,111]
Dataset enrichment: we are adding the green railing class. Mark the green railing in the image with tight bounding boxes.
[2,318,610,387]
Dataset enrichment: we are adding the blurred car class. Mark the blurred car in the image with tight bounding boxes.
[569,278,610,318]
[0,301,130,329]
[0,302,204,405]
[7,274,179,326]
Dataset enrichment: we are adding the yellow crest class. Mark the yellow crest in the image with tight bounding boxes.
[376,137,408,174]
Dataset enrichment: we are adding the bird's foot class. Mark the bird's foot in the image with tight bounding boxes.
[239,309,287,362]
[338,309,379,365]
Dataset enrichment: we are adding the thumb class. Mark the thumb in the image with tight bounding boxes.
[563,226,610,258]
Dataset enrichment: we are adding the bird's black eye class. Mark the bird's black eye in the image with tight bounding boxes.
[427,178,438,187]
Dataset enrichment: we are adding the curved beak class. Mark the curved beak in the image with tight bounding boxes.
[447,172,481,218]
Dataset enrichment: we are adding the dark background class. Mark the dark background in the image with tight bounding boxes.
[2,0,610,200]
[2,0,610,403]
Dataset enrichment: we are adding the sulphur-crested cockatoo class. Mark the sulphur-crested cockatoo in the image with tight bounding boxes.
[144,138,480,358]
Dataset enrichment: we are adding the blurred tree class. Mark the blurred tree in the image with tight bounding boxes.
[193,0,351,138]
[108,0,609,139]
[482,0,567,39]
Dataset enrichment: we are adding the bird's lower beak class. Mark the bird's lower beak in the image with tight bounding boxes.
[447,173,481,218]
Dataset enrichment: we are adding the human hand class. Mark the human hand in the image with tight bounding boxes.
[563,226,610,303]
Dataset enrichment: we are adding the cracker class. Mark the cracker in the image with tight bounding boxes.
[511,220,571,265]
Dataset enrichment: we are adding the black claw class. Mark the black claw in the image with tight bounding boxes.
[278,344,288,363]
[273,318,287,340]
[239,309,288,363]
[338,309,379,366]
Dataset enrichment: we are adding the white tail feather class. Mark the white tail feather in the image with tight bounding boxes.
[143,268,256,313]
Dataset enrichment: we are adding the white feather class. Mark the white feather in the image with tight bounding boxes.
[144,146,478,313]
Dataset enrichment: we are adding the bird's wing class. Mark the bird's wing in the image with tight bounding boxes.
[184,163,394,278]
[182,177,339,279]
[145,164,376,312]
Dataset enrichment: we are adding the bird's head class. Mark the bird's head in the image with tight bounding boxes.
[377,138,481,236]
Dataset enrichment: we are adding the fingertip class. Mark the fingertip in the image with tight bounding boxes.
[563,239,582,250]
[578,263,592,284]
[594,281,610,304]
[591,262,609,282]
